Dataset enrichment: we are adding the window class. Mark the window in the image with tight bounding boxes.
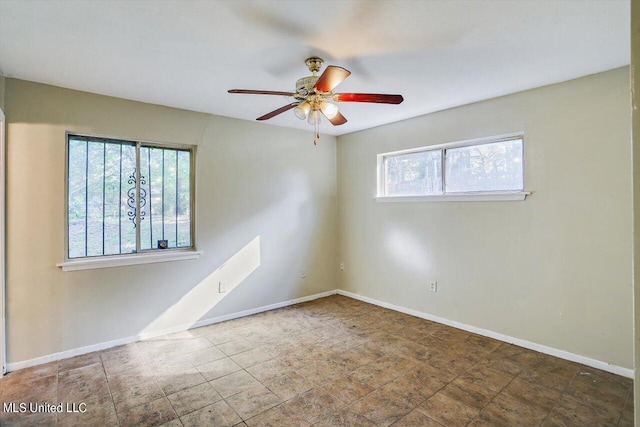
[384,149,442,196]
[65,133,195,260]
[378,135,526,200]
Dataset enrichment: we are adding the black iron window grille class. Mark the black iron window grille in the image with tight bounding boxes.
[66,134,194,259]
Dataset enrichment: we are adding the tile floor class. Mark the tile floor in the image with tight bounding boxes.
[0,295,634,426]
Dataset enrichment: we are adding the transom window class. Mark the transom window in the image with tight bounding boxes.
[66,133,195,259]
[379,135,524,198]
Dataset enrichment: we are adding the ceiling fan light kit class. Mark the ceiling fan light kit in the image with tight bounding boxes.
[228,57,404,145]
[294,101,311,120]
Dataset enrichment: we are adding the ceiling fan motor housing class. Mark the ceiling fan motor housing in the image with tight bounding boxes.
[305,57,323,73]
[295,76,320,98]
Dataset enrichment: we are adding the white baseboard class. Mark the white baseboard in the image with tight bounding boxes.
[337,290,634,379]
[7,288,634,380]
[6,289,337,372]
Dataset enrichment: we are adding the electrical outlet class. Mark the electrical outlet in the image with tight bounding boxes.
[429,281,438,292]
[301,269,307,279]
[339,262,344,270]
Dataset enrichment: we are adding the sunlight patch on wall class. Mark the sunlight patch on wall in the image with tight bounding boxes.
[141,236,261,334]
[385,226,431,275]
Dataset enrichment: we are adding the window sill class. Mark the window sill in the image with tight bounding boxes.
[375,191,531,203]
[56,250,203,272]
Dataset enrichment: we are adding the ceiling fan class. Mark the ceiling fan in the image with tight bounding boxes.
[228,57,404,144]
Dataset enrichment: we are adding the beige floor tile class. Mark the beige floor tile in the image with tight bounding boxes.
[3,361,58,385]
[244,405,311,427]
[3,374,58,404]
[107,364,156,392]
[349,392,414,427]
[112,380,165,413]
[417,392,479,427]
[459,365,515,392]
[246,358,295,383]
[391,409,444,427]
[441,377,497,410]
[231,347,275,368]
[197,357,243,381]
[501,376,562,411]
[59,375,110,402]
[117,396,177,427]
[619,407,634,427]
[402,365,448,393]
[180,400,242,427]
[427,356,473,382]
[58,352,103,373]
[518,368,574,393]
[297,359,349,386]
[314,407,378,427]
[205,329,243,346]
[58,362,105,385]
[167,381,222,416]
[330,345,381,370]
[351,365,400,388]
[466,413,509,426]
[474,355,523,376]
[279,388,342,424]
[57,395,118,427]
[211,370,262,398]
[481,393,549,426]
[155,365,208,395]
[226,385,283,419]
[263,372,315,400]
[323,375,374,405]
[187,345,227,366]
[219,338,256,356]
[0,410,57,427]
[377,374,436,407]
[101,347,145,376]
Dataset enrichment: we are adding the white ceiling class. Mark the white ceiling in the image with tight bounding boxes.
[0,0,630,136]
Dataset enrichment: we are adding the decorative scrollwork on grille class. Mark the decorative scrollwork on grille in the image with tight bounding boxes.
[127,169,147,227]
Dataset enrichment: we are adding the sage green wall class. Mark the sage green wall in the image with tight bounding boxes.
[337,67,633,369]
[4,78,337,363]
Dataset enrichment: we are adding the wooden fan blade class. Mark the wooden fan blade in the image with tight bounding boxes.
[256,102,299,121]
[333,93,404,104]
[314,66,351,93]
[229,89,295,96]
[323,111,347,126]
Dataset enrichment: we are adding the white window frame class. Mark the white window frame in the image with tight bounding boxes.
[57,132,201,271]
[376,133,530,202]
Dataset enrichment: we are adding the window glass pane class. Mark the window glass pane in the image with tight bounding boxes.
[140,147,191,251]
[142,147,165,250]
[104,143,127,255]
[163,149,178,248]
[120,144,137,254]
[68,135,193,258]
[85,141,105,256]
[139,146,152,250]
[68,138,135,258]
[177,150,192,248]
[445,139,523,193]
[384,150,442,196]
[68,138,87,258]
